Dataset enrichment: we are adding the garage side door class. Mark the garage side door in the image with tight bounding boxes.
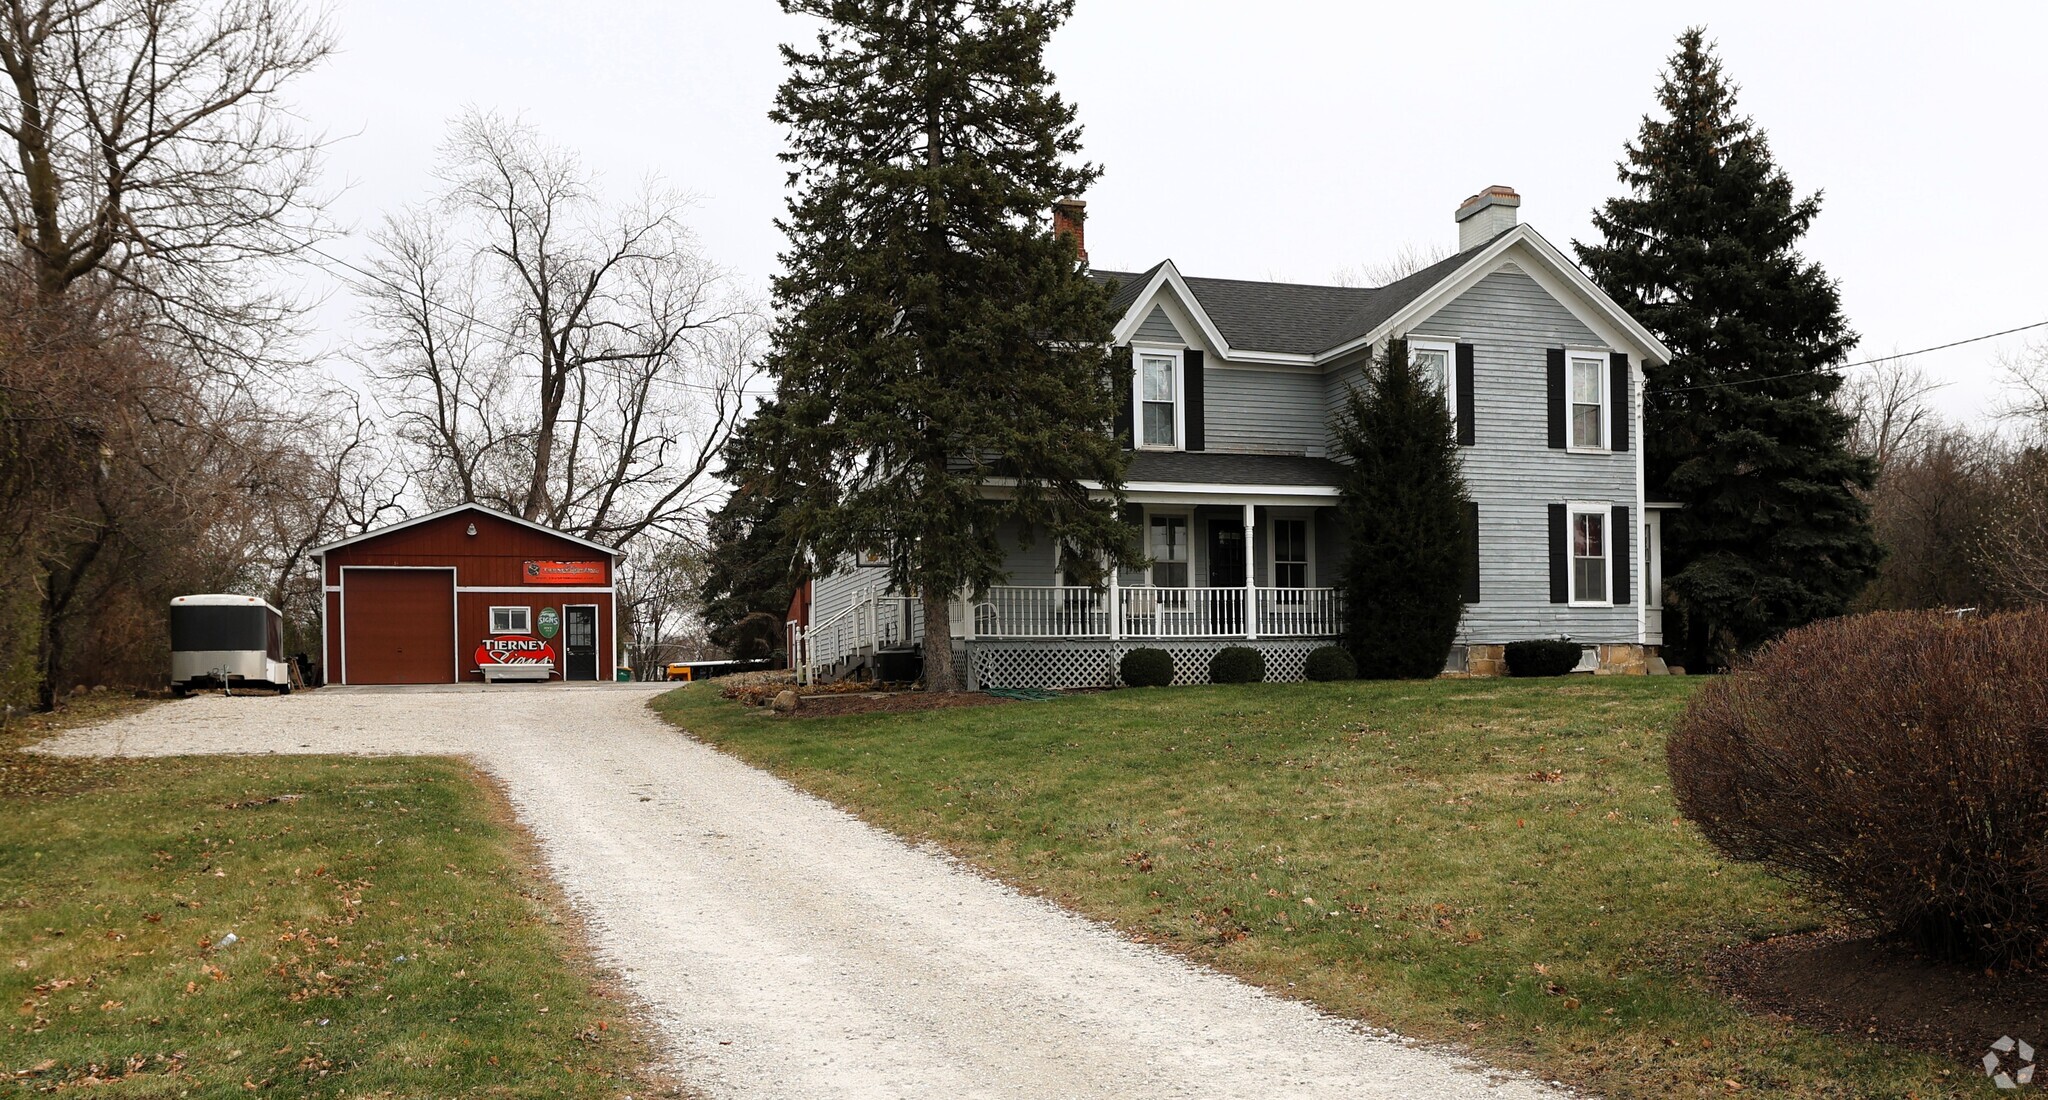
[342,569,455,684]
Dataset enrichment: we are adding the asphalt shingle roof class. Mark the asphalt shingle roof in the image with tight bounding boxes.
[1125,451,1346,488]
[1092,228,1511,357]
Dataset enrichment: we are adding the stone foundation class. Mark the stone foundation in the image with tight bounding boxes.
[1595,643,1648,675]
[1448,642,1647,678]
[1465,644,1506,677]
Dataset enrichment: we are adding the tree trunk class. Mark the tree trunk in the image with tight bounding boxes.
[920,588,960,692]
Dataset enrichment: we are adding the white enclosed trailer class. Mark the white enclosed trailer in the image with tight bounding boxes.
[169,594,293,694]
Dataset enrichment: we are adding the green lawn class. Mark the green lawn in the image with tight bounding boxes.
[658,678,1986,1099]
[2,699,679,1098]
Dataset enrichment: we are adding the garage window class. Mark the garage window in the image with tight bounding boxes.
[490,606,531,634]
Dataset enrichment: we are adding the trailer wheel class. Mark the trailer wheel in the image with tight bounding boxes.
[171,684,189,698]
[277,681,292,696]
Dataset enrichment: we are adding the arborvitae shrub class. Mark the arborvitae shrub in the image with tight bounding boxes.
[1668,609,2048,968]
[1504,640,1583,677]
[1119,648,1173,688]
[1208,646,1265,684]
[1303,646,1357,682]
[1333,338,1469,679]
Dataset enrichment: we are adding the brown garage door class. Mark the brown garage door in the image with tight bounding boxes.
[342,569,455,684]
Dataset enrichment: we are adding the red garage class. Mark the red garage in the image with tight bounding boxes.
[314,504,621,685]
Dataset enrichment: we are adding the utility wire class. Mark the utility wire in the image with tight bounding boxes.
[1653,318,2048,394]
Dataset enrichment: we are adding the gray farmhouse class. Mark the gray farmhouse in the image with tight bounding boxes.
[797,186,1676,687]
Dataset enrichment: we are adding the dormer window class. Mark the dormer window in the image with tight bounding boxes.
[1135,348,1183,449]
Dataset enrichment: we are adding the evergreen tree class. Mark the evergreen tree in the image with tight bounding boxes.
[699,400,804,658]
[1576,28,1880,669]
[1334,339,1470,679]
[766,0,1132,691]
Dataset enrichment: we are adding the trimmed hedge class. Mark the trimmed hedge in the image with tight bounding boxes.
[1119,647,1173,688]
[1669,609,2048,968]
[1505,639,1583,677]
[1303,645,1357,682]
[1208,646,1265,684]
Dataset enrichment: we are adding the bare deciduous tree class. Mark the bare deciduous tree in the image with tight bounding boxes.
[1330,241,1453,288]
[1838,355,1943,467]
[1980,450,2048,606]
[616,536,708,678]
[1998,339,2048,442]
[0,0,333,359]
[0,0,334,707]
[358,111,759,546]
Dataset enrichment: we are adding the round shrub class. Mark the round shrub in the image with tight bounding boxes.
[1668,609,2048,968]
[1208,646,1265,684]
[1504,639,1583,677]
[1119,647,1173,688]
[1303,645,1356,682]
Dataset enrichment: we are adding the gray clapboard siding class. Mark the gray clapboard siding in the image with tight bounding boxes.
[1134,306,1185,344]
[1205,367,1325,456]
[808,557,888,634]
[995,517,1060,585]
[1391,265,1639,644]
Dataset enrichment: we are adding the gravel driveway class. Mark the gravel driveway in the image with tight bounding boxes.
[45,685,1572,1099]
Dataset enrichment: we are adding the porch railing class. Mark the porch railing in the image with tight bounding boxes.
[974,585,1341,640]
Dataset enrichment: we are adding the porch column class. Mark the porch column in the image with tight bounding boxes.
[1108,554,1122,641]
[1242,502,1258,640]
[960,586,975,641]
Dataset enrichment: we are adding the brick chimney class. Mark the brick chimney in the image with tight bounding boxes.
[1052,197,1087,266]
[1455,185,1520,250]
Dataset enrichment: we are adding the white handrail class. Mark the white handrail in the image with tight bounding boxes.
[972,586,1342,641]
[794,584,920,684]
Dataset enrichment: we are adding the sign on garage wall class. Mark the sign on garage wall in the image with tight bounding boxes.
[524,560,606,584]
[536,606,560,638]
[476,636,556,668]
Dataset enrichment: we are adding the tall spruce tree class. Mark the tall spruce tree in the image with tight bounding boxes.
[699,400,804,658]
[1334,339,1470,679]
[766,0,1131,691]
[1576,28,1880,668]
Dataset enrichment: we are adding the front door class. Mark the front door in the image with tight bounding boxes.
[564,605,598,681]
[1207,521,1246,634]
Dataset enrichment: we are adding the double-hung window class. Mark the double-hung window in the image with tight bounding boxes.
[1568,353,1608,450]
[1570,508,1608,604]
[1272,518,1309,588]
[1409,339,1455,419]
[490,606,531,634]
[1138,350,1180,449]
[1148,514,1189,587]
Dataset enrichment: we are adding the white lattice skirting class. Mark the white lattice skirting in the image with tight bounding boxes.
[966,639,1336,690]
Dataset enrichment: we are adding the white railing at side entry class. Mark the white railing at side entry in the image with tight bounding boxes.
[973,585,1341,641]
[792,584,916,684]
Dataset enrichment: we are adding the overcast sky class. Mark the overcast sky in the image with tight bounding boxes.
[289,1,2048,424]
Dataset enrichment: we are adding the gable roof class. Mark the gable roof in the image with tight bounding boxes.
[310,503,625,558]
[1094,225,1672,366]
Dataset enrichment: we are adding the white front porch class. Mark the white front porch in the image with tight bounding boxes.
[970,585,1341,640]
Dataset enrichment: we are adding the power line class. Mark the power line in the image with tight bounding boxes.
[1653,318,2048,394]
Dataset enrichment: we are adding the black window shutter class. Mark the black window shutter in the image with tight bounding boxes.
[1184,350,1205,451]
[1115,352,1133,448]
[1455,343,1476,446]
[1611,505,1632,605]
[1546,348,1566,449]
[1548,503,1568,604]
[1610,352,1630,453]
[1461,500,1481,603]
